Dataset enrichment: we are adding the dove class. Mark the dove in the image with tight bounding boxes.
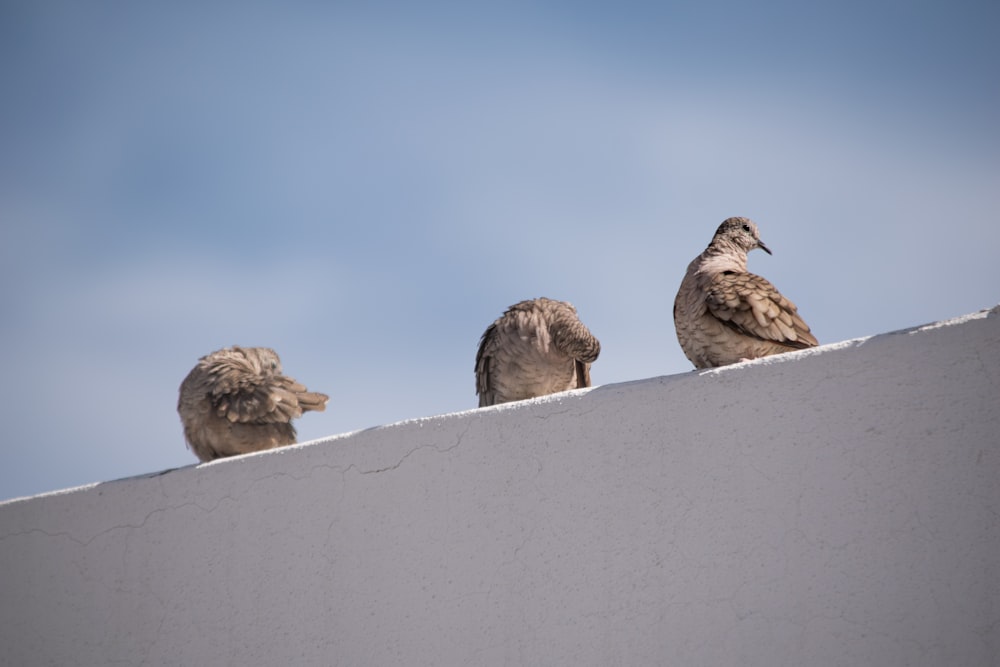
[178,346,328,462]
[476,297,600,407]
[674,217,817,369]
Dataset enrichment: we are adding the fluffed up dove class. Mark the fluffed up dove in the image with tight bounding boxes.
[476,297,601,407]
[673,217,818,369]
[178,346,329,462]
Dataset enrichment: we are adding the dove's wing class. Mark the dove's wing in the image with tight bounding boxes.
[705,271,818,348]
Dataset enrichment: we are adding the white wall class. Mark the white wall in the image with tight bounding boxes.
[2,306,998,667]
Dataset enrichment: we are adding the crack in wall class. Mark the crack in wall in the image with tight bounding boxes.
[351,421,472,476]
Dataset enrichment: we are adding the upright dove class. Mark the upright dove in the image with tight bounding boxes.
[178,346,329,462]
[476,297,601,407]
[673,217,818,369]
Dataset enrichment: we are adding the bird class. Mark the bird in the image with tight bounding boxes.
[475,297,601,407]
[673,217,818,369]
[177,346,329,462]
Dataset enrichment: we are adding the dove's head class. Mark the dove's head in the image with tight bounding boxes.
[196,346,284,386]
[248,347,283,375]
[219,346,283,375]
[714,217,772,255]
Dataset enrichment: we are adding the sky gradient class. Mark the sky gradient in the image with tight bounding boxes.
[2,1,998,501]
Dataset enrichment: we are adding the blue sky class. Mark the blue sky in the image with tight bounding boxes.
[2,1,997,501]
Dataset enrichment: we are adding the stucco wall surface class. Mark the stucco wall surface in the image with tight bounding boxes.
[1,306,998,666]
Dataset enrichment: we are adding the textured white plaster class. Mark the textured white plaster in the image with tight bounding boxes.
[1,306,998,666]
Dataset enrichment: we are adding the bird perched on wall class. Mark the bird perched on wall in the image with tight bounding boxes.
[673,217,818,369]
[475,297,601,407]
[178,346,329,462]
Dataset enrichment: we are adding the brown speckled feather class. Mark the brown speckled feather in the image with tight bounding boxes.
[476,297,600,407]
[178,346,328,462]
[705,271,817,349]
[674,217,817,369]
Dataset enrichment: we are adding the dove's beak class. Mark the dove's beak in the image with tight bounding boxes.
[757,239,772,255]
